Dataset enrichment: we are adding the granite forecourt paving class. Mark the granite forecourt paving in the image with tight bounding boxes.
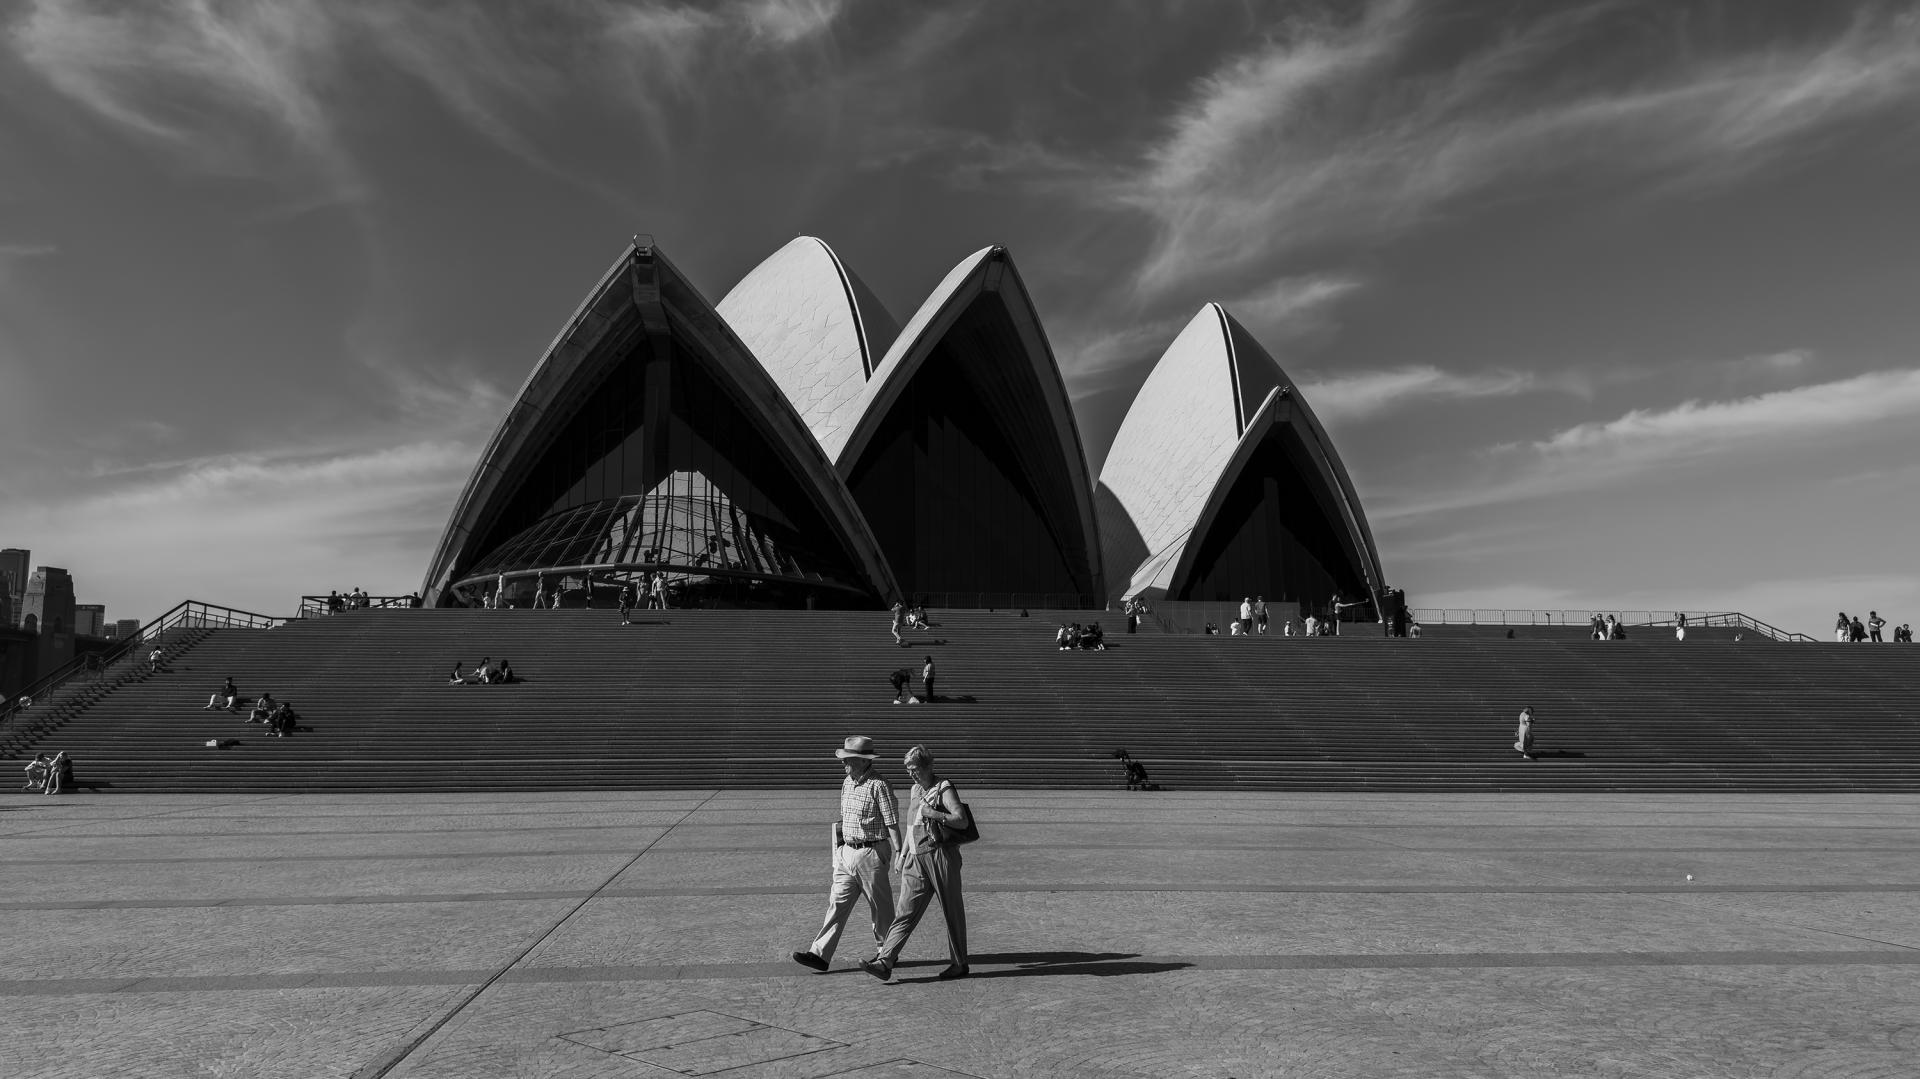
[3,791,1920,1078]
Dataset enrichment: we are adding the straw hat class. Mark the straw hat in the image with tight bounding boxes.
[835,735,878,760]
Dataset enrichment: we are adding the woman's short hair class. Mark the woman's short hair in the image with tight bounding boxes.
[903,744,934,769]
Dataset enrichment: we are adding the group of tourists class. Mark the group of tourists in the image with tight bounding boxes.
[450,658,515,685]
[888,657,936,704]
[1836,611,1908,643]
[22,751,74,794]
[888,601,933,645]
[202,679,297,735]
[1054,622,1106,650]
[1587,613,1628,640]
[790,736,973,983]
[246,693,300,737]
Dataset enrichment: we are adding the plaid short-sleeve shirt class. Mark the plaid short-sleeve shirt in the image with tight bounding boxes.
[839,771,897,843]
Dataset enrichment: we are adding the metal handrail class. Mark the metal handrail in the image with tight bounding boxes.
[1,599,287,736]
[297,594,419,618]
[1410,609,1721,627]
[1407,608,1816,642]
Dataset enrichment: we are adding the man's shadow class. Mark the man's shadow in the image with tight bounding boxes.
[1528,749,1587,758]
[917,694,978,704]
[894,951,1190,981]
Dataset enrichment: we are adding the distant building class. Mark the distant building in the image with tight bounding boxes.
[107,618,143,641]
[74,604,106,637]
[22,566,76,675]
[0,548,28,628]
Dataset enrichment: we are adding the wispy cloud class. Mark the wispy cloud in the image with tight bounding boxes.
[1304,366,1589,424]
[1116,2,1920,299]
[0,243,58,258]
[1721,348,1814,378]
[1060,274,1361,394]
[1380,367,1920,519]
[11,0,351,187]
[6,435,480,618]
[6,0,857,190]
[739,0,847,46]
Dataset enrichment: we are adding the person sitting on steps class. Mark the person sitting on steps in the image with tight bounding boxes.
[205,677,239,712]
[249,693,276,724]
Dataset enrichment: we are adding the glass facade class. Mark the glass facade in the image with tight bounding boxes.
[845,293,1099,607]
[1175,425,1367,613]
[451,332,874,606]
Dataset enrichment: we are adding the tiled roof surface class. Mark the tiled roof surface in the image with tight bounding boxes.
[1096,305,1242,573]
[718,237,890,452]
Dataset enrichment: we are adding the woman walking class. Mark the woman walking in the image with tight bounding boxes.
[1515,706,1535,761]
[860,744,969,981]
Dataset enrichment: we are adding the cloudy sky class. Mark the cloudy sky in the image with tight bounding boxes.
[3,0,1918,636]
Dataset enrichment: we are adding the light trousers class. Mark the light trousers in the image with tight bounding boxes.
[877,844,966,969]
[808,843,894,962]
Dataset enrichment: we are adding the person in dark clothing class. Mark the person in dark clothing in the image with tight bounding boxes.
[920,656,936,703]
[889,667,912,704]
[205,677,239,711]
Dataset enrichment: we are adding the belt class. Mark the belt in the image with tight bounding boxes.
[840,838,888,849]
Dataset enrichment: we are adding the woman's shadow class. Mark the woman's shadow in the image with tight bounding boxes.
[893,951,1190,981]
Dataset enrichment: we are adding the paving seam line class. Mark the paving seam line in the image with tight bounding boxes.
[346,787,724,1079]
[3,794,288,840]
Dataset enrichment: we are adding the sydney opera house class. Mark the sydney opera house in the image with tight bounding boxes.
[422,238,1388,620]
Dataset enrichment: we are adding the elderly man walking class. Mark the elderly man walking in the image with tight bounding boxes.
[792,735,903,972]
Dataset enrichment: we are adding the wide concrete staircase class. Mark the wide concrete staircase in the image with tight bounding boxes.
[10,608,1918,792]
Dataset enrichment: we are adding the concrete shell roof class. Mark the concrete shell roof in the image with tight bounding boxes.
[820,246,994,464]
[717,237,899,453]
[421,242,899,605]
[1097,305,1247,568]
[1097,303,1384,602]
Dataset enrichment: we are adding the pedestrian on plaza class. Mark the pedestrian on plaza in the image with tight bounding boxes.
[791,735,902,973]
[1515,706,1535,760]
[860,744,970,981]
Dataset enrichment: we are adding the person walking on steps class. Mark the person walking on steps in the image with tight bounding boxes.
[920,655,936,704]
[890,601,907,647]
[792,736,902,973]
[1515,706,1535,760]
[861,744,970,981]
